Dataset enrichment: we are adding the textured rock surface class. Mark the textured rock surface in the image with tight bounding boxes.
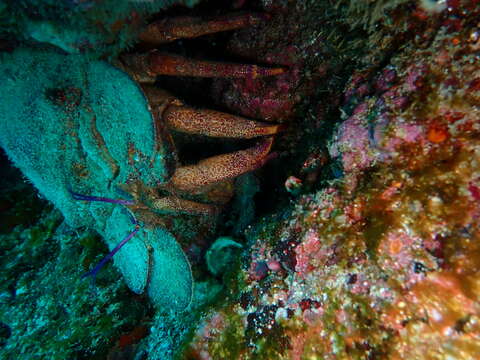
[184,1,480,358]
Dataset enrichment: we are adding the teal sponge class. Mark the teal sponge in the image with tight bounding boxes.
[0,46,193,311]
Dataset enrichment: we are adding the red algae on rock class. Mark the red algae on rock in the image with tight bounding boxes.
[182,2,480,359]
[211,1,349,124]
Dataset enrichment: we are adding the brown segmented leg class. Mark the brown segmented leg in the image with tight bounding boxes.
[141,85,285,139]
[169,137,275,193]
[164,105,285,138]
[150,196,219,217]
[121,52,286,79]
[198,179,235,205]
[118,181,221,217]
[139,13,268,45]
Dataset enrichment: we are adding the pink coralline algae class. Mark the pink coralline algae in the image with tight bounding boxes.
[182,2,480,359]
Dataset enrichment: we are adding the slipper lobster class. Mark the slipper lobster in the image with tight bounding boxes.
[0,12,284,310]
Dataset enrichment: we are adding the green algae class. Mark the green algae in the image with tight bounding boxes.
[338,0,412,32]
[145,279,223,360]
[4,0,472,358]
[208,313,245,360]
[0,204,146,359]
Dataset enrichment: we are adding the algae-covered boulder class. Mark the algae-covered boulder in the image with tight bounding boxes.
[185,1,480,358]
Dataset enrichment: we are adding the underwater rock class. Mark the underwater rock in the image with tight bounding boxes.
[183,2,480,358]
[3,0,480,359]
[206,237,243,277]
[0,195,147,359]
[211,0,344,124]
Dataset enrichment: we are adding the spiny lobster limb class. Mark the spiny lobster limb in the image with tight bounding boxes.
[121,51,286,80]
[169,137,275,194]
[139,13,269,45]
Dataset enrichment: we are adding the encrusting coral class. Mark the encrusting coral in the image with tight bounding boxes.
[183,1,480,358]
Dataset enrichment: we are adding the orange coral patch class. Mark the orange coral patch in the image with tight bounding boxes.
[427,125,448,143]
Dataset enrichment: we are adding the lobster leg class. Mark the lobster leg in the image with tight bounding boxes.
[121,52,285,80]
[142,85,285,139]
[169,137,275,194]
[116,12,286,214]
[120,12,285,80]
[163,105,285,138]
[139,13,268,44]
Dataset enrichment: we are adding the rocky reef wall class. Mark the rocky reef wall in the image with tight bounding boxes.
[2,0,480,359]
